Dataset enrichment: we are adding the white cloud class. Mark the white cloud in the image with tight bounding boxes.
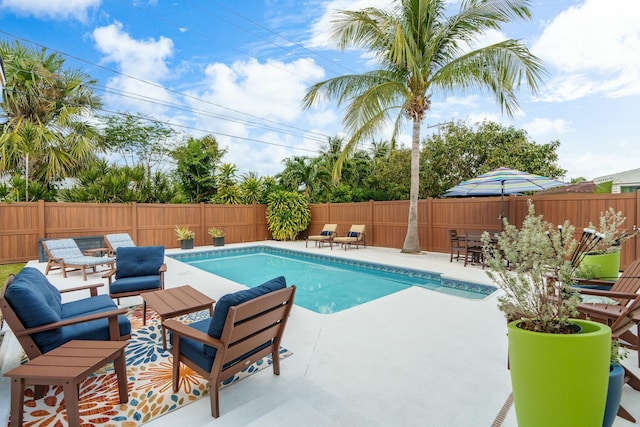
[522,118,571,140]
[534,0,640,101]
[0,0,100,22]
[185,57,332,176]
[92,22,175,114]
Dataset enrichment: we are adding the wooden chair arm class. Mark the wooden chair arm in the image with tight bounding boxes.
[162,319,222,349]
[15,307,127,336]
[160,264,167,273]
[573,278,615,287]
[571,287,640,299]
[578,304,624,321]
[59,282,104,297]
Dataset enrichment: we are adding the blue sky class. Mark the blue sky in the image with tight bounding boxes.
[1,0,639,181]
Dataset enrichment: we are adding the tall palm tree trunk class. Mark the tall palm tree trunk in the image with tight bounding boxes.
[402,119,422,253]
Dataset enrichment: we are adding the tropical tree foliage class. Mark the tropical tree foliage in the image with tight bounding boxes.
[422,120,565,197]
[57,159,178,203]
[0,40,102,201]
[173,134,226,202]
[302,0,546,253]
[102,112,177,180]
[266,190,311,241]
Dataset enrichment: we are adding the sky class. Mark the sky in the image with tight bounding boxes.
[1,0,639,182]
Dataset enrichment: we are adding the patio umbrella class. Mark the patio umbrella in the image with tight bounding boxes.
[443,167,566,223]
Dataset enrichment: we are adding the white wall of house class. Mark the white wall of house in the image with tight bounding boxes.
[593,168,640,193]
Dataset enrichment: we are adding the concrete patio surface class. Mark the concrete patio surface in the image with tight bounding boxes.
[1,240,638,426]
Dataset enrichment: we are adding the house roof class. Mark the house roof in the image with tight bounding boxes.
[543,180,596,193]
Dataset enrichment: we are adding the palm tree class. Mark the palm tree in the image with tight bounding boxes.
[302,0,545,253]
[0,41,101,200]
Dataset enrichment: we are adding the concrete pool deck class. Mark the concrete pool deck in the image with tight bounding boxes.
[1,240,639,426]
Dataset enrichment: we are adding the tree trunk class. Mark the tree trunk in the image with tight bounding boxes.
[402,119,421,253]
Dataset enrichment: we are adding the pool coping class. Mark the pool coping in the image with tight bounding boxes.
[168,245,497,298]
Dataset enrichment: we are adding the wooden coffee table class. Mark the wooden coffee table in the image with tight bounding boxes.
[143,285,216,350]
[4,340,128,427]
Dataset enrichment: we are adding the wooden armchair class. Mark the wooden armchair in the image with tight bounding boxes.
[103,246,166,324]
[1,267,130,359]
[163,276,296,418]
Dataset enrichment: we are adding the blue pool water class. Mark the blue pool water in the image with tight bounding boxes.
[169,246,496,314]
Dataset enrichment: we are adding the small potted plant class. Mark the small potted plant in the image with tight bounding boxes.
[207,226,225,247]
[579,208,638,280]
[482,200,611,427]
[175,225,195,250]
[603,340,628,427]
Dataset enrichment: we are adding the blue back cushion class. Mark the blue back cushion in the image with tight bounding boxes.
[348,231,360,237]
[5,267,62,324]
[204,276,286,358]
[5,267,63,349]
[115,246,164,279]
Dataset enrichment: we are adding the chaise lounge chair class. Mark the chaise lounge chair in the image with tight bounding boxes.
[333,225,366,250]
[305,224,337,248]
[104,233,136,256]
[43,238,115,281]
[163,276,296,418]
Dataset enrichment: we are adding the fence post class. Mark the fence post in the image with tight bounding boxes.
[131,202,138,244]
[369,199,374,246]
[38,199,45,239]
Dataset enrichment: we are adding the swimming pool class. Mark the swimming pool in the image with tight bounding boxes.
[169,246,496,314]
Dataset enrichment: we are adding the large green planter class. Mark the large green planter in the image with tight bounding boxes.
[580,251,621,280]
[508,319,611,427]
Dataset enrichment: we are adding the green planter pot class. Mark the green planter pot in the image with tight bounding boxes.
[508,319,611,427]
[580,251,621,280]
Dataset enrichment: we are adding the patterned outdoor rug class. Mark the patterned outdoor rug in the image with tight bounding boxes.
[11,305,292,427]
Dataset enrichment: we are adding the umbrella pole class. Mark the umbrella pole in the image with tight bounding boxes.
[500,181,505,231]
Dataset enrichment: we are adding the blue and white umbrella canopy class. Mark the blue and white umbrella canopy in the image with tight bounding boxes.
[443,167,566,225]
[443,167,566,197]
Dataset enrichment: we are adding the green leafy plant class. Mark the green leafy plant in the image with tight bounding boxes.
[266,190,310,241]
[482,200,581,333]
[175,225,195,241]
[207,227,224,238]
[587,208,638,254]
[610,340,629,366]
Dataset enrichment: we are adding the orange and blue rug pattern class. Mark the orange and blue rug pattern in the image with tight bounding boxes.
[11,306,292,427]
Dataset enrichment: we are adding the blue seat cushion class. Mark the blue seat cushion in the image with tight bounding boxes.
[61,294,121,318]
[171,318,271,374]
[5,268,62,330]
[204,276,286,358]
[115,246,164,279]
[38,308,131,354]
[110,275,162,294]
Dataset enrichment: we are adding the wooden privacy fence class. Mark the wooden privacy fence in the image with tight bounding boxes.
[1,192,639,268]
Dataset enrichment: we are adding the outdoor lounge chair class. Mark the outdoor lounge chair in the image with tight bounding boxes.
[333,225,366,250]
[163,276,296,418]
[305,224,337,248]
[0,267,131,360]
[102,246,166,323]
[104,233,136,256]
[43,238,115,281]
